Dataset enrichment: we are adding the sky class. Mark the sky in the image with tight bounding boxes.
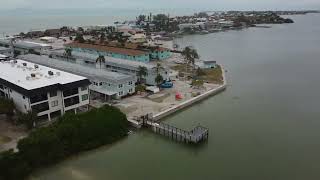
[0,0,319,11]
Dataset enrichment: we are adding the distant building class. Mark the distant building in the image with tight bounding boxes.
[44,29,61,37]
[65,42,151,62]
[128,33,147,43]
[0,39,52,56]
[18,54,136,101]
[196,60,217,69]
[26,31,44,38]
[0,59,90,124]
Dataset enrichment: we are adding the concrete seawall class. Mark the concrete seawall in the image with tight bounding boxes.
[153,68,227,121]
[153,84,226,121]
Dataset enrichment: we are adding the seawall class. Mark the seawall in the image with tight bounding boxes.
[153,67,227,121]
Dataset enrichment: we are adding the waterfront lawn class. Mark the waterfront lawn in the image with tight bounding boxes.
[172,64,224,84]
[0,105,129,180]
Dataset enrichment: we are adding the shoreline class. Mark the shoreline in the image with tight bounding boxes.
[128,66,227,128]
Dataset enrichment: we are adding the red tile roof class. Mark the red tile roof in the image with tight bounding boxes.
[66,42,148,56]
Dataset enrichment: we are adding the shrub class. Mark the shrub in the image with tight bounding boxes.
[0,105,128,180]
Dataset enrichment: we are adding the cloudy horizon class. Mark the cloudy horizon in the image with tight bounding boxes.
[1,0,319,11]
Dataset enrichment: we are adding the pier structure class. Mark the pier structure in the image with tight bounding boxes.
[140,114,209,144]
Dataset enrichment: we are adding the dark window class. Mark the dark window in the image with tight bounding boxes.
[64,96,80,107]
[50,91,58,97]
[23,96,25,99]
[30,93,48,104]
[63,88,78,97]
[31,102,49,113]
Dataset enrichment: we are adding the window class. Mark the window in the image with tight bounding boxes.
[63,88,78,97]
[99,82,102,86]
[31,102,49,113]
[23,96,25,99]
[50,91,57,97]
[51,100,58,107]
[64,96,80,107]
[82,94,89,101]
[129,89,133,93]
[30,93,48,104]
[118,84,123,88]
[128,81,133,85]
[118,91,124,96]
[81,86,87,91]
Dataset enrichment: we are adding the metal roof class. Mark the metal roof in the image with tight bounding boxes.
[18,54,135,84]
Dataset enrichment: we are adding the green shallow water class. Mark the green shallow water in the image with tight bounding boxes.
[31,14,320,180]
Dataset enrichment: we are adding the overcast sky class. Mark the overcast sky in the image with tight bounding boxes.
[1,0,319,10]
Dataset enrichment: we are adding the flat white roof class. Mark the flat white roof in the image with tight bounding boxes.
[0,59,87,90]
[0,54,8,58]
[18,54,134,83]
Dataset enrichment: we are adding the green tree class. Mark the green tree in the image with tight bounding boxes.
[74,33,85,43]
[96,55,106,69]
[155,74,164,87]
[181,46,199,79]
[64,48,72,57]
[153,62,165,75]
[0,98,15,118]
[100,33,106,43]
[17,111,38,129]
[153,14,169,31]
[137,66,148,84]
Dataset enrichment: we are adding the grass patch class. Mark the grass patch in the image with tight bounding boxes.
[172,64,224,84]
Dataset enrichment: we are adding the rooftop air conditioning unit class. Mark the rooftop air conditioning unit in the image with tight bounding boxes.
[31,73,36,78]
[34,65,39,69]
[48,71,54,76]
[13,60,17,63]
[23,63,27,66]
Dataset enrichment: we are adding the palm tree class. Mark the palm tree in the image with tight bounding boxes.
[181,46,199,79]
[153,62,165,75]
[64,48,72,57]
[155,74,164,87]
[100,33,106,43]
[96,55,105,69]
[153,63,165,86]
[137,66,148,84]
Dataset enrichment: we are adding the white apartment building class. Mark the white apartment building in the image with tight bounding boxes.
[0,58,90,124]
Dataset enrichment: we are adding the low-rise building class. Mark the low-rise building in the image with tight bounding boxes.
[65,42,151,62]
[49,50,170,86]
[18,54,136,101]
[0,59,90,124]
[0,39,52,55]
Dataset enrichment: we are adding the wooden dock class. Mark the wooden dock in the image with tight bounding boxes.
[140,114,209,144]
